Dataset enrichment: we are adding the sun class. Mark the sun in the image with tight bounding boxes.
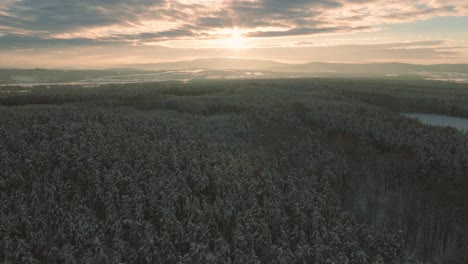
[225,28,245,49]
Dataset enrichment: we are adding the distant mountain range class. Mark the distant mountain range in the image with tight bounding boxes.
[281,62,468,75]
[124,58,289,71]
[1,58,468,85]
[124,58,468,75]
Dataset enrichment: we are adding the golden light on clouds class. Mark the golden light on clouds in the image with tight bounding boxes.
[0,0,467,67]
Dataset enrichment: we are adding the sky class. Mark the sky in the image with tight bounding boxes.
[0,0,467,68]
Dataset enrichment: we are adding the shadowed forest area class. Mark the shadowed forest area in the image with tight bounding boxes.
[1,78,467,263]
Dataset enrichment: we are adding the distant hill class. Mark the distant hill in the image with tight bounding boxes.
[279,62,468,75]
[123,58,468,76]
[124,58,289,71]
[2,59,467,84]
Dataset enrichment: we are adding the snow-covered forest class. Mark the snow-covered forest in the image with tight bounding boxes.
[1,78,467,263]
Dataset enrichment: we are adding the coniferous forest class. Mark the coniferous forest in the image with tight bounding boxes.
[1,78,467,263]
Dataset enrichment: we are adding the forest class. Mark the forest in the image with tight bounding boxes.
[0,77,467,263]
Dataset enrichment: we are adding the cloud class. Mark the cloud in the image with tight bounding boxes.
[0,0,467,48]
[247,26,372,37]
[0,34,122,50]
[1,1,467,67]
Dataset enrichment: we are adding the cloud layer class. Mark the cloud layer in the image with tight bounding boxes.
[1,0,467,67]
[0,0,467,47]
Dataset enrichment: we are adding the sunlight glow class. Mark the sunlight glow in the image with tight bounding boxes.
[225,28,245,49]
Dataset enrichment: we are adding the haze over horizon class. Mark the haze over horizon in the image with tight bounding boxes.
[1,0,468,68]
